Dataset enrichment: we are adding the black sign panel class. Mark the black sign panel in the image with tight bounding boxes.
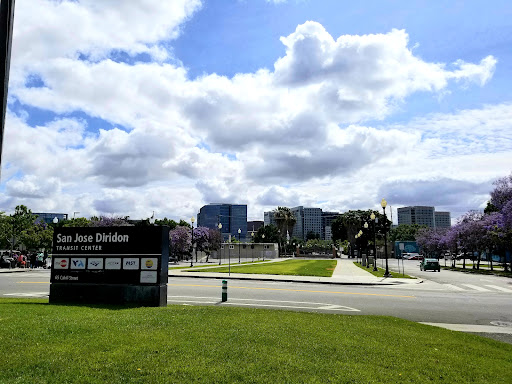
[52,226,163,255]
[50,226,169,306]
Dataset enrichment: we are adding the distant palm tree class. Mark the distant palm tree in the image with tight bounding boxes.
[273,207,297,243]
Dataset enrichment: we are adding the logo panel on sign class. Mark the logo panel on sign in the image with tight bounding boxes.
[87,258,104,270]
[140,271,157,284]
[141,258,158,270]
[123,258,139,270]
[71,258,86,269]
[54,258,69,269]
[105,258,122,270]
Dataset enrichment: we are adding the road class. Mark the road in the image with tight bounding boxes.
[383,258,512,292]
[2,268,511,331]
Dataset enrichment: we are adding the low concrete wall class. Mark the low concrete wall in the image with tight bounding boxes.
[214,243,279,260]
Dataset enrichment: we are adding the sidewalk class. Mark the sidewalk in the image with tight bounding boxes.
[0,267,32,273]
[169,257,423,286]
[1,258,422,286]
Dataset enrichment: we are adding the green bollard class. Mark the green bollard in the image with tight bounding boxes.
[222,280,227,302]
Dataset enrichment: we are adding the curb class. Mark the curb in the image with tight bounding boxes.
[168,273,421,286]
[0,269,31,273]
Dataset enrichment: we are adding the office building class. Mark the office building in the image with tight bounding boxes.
[397,206,451,228]
[33,213,68,225]
[321,211,340,240]
[263,211,276,227]
[197,204,247,240]
[247,221,264,237]
[434,212,451,228]
[291,206,322,241]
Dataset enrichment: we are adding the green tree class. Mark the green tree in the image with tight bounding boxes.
[331,217,348,242]
[11,205,36,250]
[0,212,12,249]
[179,219,191,228]
[332,209,390,258]
[19,222,54,251]
[254,224,280,243]
[389,224,426,242]
[62,217,90,227]
[155,217,178,230]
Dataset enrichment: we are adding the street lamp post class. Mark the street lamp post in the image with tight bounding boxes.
[364,222,369,268]
[238,228,241,263]
[371,213,378,271]
[251,232,254,262]
[381,198,391,277]
[262,234,265,261]
[190,217,195,267]
[286,230,290,257]
[218,223,222,265]
[355,232,360,263]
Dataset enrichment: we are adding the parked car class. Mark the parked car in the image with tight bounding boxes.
[406,253,423,260]
[420,258,441,272]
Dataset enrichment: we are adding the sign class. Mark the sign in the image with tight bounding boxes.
[50,226,169,307]
[54,258,69,269]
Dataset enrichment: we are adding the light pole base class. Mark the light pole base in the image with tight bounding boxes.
[383,272,392,278]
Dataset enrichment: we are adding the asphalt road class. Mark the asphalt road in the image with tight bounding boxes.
[2,268,511,327]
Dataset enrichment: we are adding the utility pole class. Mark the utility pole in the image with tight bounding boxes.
[0,0,16,176]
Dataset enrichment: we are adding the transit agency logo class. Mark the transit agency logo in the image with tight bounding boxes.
[141,258,158,270]
[54,258,69,269]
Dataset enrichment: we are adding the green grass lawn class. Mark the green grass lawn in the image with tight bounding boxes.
[190,259,337,277]
[353,262,415,279]
[0,299,511,383]
[169,260,266,270]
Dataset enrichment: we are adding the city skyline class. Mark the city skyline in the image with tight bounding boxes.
[1,1,511,224]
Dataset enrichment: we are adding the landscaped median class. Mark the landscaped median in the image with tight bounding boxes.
[0,298,511,383]
[353,262,416,279]
[187,259,338,277]
[442,265,512,278]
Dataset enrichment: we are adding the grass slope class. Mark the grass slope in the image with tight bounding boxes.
[0,299,511,383]
[353,262,416,279]
[190,259,337,277]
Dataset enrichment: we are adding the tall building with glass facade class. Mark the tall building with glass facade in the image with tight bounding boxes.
[197,204,247,240]
[33,213,68,224]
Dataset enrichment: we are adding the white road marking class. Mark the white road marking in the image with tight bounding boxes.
[444,284,466,291]
[484,285,512,293]
[3,292,48,297]
[221,302,360,312]
[316,304,360,311]
[167,296,360,312]
[461,284,491,292]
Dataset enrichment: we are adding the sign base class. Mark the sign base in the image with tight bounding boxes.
[50,283,167,307]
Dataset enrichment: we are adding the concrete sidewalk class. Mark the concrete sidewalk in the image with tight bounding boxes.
[169,257,422,286]
[1,258,422,286]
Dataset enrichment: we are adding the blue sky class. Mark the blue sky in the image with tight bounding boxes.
[2,0,511,223]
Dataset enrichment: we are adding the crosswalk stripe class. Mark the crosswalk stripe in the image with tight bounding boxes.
[484,285,512,293]
[444,284,466,291]
[461,284,491,292]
